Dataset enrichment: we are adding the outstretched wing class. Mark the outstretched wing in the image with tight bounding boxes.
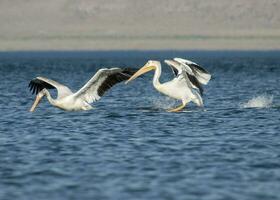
[164,59,193,76]
[164,60,203,95]
[28,77,73,98]
[174,58,211,85]
[74,68,135,103]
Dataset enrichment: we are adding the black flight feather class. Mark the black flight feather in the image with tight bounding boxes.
[28,78,56,95]
[186,73,203,95]
[97,68,136,97]
[169,65,178,76]
[188,63,209,74]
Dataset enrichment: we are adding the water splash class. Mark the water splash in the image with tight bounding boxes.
[149,97,178,110]
[242,94,273,108]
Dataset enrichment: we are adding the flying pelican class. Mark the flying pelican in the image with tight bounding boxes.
[126,58,211,112]
[28,68,135,112]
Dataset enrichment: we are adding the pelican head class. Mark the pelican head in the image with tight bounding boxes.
[126,60,160,84]
[29,89,46,112]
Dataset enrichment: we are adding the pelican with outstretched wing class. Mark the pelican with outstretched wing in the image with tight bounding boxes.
[126,58,211,112]
[28,68,135,112]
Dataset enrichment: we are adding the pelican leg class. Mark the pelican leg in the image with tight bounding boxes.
[167,102,187,112]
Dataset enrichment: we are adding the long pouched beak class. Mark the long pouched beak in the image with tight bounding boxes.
[29,94,43,112]
[125,64,155,84]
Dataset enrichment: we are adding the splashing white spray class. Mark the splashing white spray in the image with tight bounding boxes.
[242,94,273,108]
[149,97,178,110]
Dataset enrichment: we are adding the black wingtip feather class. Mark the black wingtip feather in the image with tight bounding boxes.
[187,73,204,96]
[29,82,33,91]
[122,68,137,76]
[96,68,136,97]
[189,63,209,74]
[168,65,178,76]
[28,78,56,95]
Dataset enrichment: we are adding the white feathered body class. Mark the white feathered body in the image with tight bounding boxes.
[154,75,203,106]
[52,95,93,111]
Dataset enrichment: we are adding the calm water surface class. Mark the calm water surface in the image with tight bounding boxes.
[0,51,280,200]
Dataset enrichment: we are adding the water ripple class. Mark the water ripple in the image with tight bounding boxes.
[0,52,280,200]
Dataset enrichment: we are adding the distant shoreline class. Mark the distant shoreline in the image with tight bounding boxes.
[0,37,279,51]
[0,50,279,59]
[1,1,279,51]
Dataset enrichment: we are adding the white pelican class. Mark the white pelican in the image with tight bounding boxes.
[126,58,211,112]
[29,68,135,112]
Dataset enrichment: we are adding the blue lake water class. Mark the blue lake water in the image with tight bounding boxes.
[0,51,280,200]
